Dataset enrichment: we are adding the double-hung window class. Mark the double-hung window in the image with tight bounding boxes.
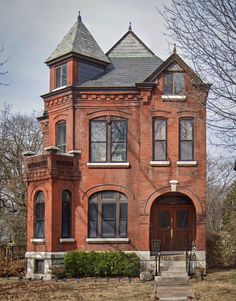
[34,191,45,239]
[163,63,184,95]
[88,191,128,238]
[61,191,72,238]
[55,64,67,88]
[56,121,66,153]
[90,118,127,162]
[153,118,167,161]
[179,119,194,160]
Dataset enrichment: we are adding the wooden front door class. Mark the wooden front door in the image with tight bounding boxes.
[151,203,195,251]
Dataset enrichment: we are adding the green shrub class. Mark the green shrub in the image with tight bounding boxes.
[64,251,140,277]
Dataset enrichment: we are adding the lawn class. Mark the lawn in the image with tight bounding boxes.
[191,269,236,300]
[0,278,155,301]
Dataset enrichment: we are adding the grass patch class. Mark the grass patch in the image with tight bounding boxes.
[0,278,154,301]
[191,269,236,300]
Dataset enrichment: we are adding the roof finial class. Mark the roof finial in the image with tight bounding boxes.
[78,11,82,22]
[173,43,177,54]
[128,21,132,31]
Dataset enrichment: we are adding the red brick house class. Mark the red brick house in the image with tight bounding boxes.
[24,14,209,279]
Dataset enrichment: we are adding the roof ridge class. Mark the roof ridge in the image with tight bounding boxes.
[106,30,155,58]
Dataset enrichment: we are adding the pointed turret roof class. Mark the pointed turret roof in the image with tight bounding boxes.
[46,12,110,64]
[106,26,155,58]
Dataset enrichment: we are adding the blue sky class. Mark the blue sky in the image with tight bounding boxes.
[0,0,171,113]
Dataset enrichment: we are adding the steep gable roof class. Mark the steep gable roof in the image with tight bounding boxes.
[106,28,155,58]
[46,14,110,65]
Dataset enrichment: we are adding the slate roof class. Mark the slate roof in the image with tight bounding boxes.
[46,15,110,64]
[80,28,163,87]
[80,56,163,87]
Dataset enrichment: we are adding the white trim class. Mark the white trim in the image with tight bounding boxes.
[59,238,75,243]
[57,152,74,157]
[86,238,130,244]
[150,160,170,166]
[25,251,65,259]
[87,162,130,168]
[177,160,198,166]
[161,95,186,100]
[31,238,45,244]
[68,150,81,155]
[52,85,67,92]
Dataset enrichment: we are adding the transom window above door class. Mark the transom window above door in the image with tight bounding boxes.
[90,117,127,163]
[163,63,185,95]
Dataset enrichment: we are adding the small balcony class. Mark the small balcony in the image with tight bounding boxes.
[23,148,80,182]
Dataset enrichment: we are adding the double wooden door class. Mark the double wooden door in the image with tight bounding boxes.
[151,204,195,251]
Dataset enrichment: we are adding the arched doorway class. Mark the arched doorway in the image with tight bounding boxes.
[150,193,196,251]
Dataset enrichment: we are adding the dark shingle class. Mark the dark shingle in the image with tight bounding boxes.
[79,57,163,87]
[46,17,110,64]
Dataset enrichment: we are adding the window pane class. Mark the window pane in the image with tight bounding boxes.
[102,204,115,219]
[154,141,166,160]
[176,211,189,228]
[91,142,106,162]
[91,122,106,142]
[55,67,61,88]
[102,220,116,237]
[89,203,98,219]
[111,142,127,162]
[158,210,170,228]
[120,203,127,219]
[164,73,173,94]
[89,221,98,237]
[35,221,44,238]
[112,121,127,141]
[35,260,44,274]
[89,203,98,238]
[154,119,166,140]
[62,200,71,238]
[120,220,127,238]
[180,120,193,140]
[102,191,115,200]
[35,203,44,220]
[167,63,183,72]
[61,64,67,86]
[174,73,184,94]
[56,122,66,152]
[120,193,127,201]
[180,141,193,160]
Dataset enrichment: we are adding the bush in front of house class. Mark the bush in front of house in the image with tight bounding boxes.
[64,251,140,277]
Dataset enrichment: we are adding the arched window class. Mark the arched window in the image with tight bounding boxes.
[34,191,45,238]
[56,121,66,153]
[88,191,128,238]
[62,190,72,238]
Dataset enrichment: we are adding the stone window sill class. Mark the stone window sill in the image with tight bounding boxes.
[87,162,130,168]
[60,238,75,243]
[86,238,130,244]
[161,95,186,101]
[150,160,170,166]
[31,238,45,244]
[177,160,198,166]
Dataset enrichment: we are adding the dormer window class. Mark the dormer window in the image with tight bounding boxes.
[55,64,67,88]
[163,63,184,95]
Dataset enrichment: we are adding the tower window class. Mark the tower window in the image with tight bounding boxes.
[55,64,67,88]
[56,121,66,153]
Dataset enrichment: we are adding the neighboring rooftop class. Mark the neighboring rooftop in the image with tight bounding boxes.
[46,12,110,64]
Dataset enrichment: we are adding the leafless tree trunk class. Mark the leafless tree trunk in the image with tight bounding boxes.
[206,156,235,232]
[0,105,42,243]
[0,46,9,86]
[160,0,236,150]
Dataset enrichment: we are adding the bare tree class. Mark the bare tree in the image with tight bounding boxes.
[206,156,235,232]
[160,0,236,150]
[0,105,42,243]
[0,46,9,86]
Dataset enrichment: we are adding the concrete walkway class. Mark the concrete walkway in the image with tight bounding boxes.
[154,283,192,301]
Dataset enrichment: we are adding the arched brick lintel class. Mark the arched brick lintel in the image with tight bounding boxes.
[143,185,203,216]
[82,184,134,202]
